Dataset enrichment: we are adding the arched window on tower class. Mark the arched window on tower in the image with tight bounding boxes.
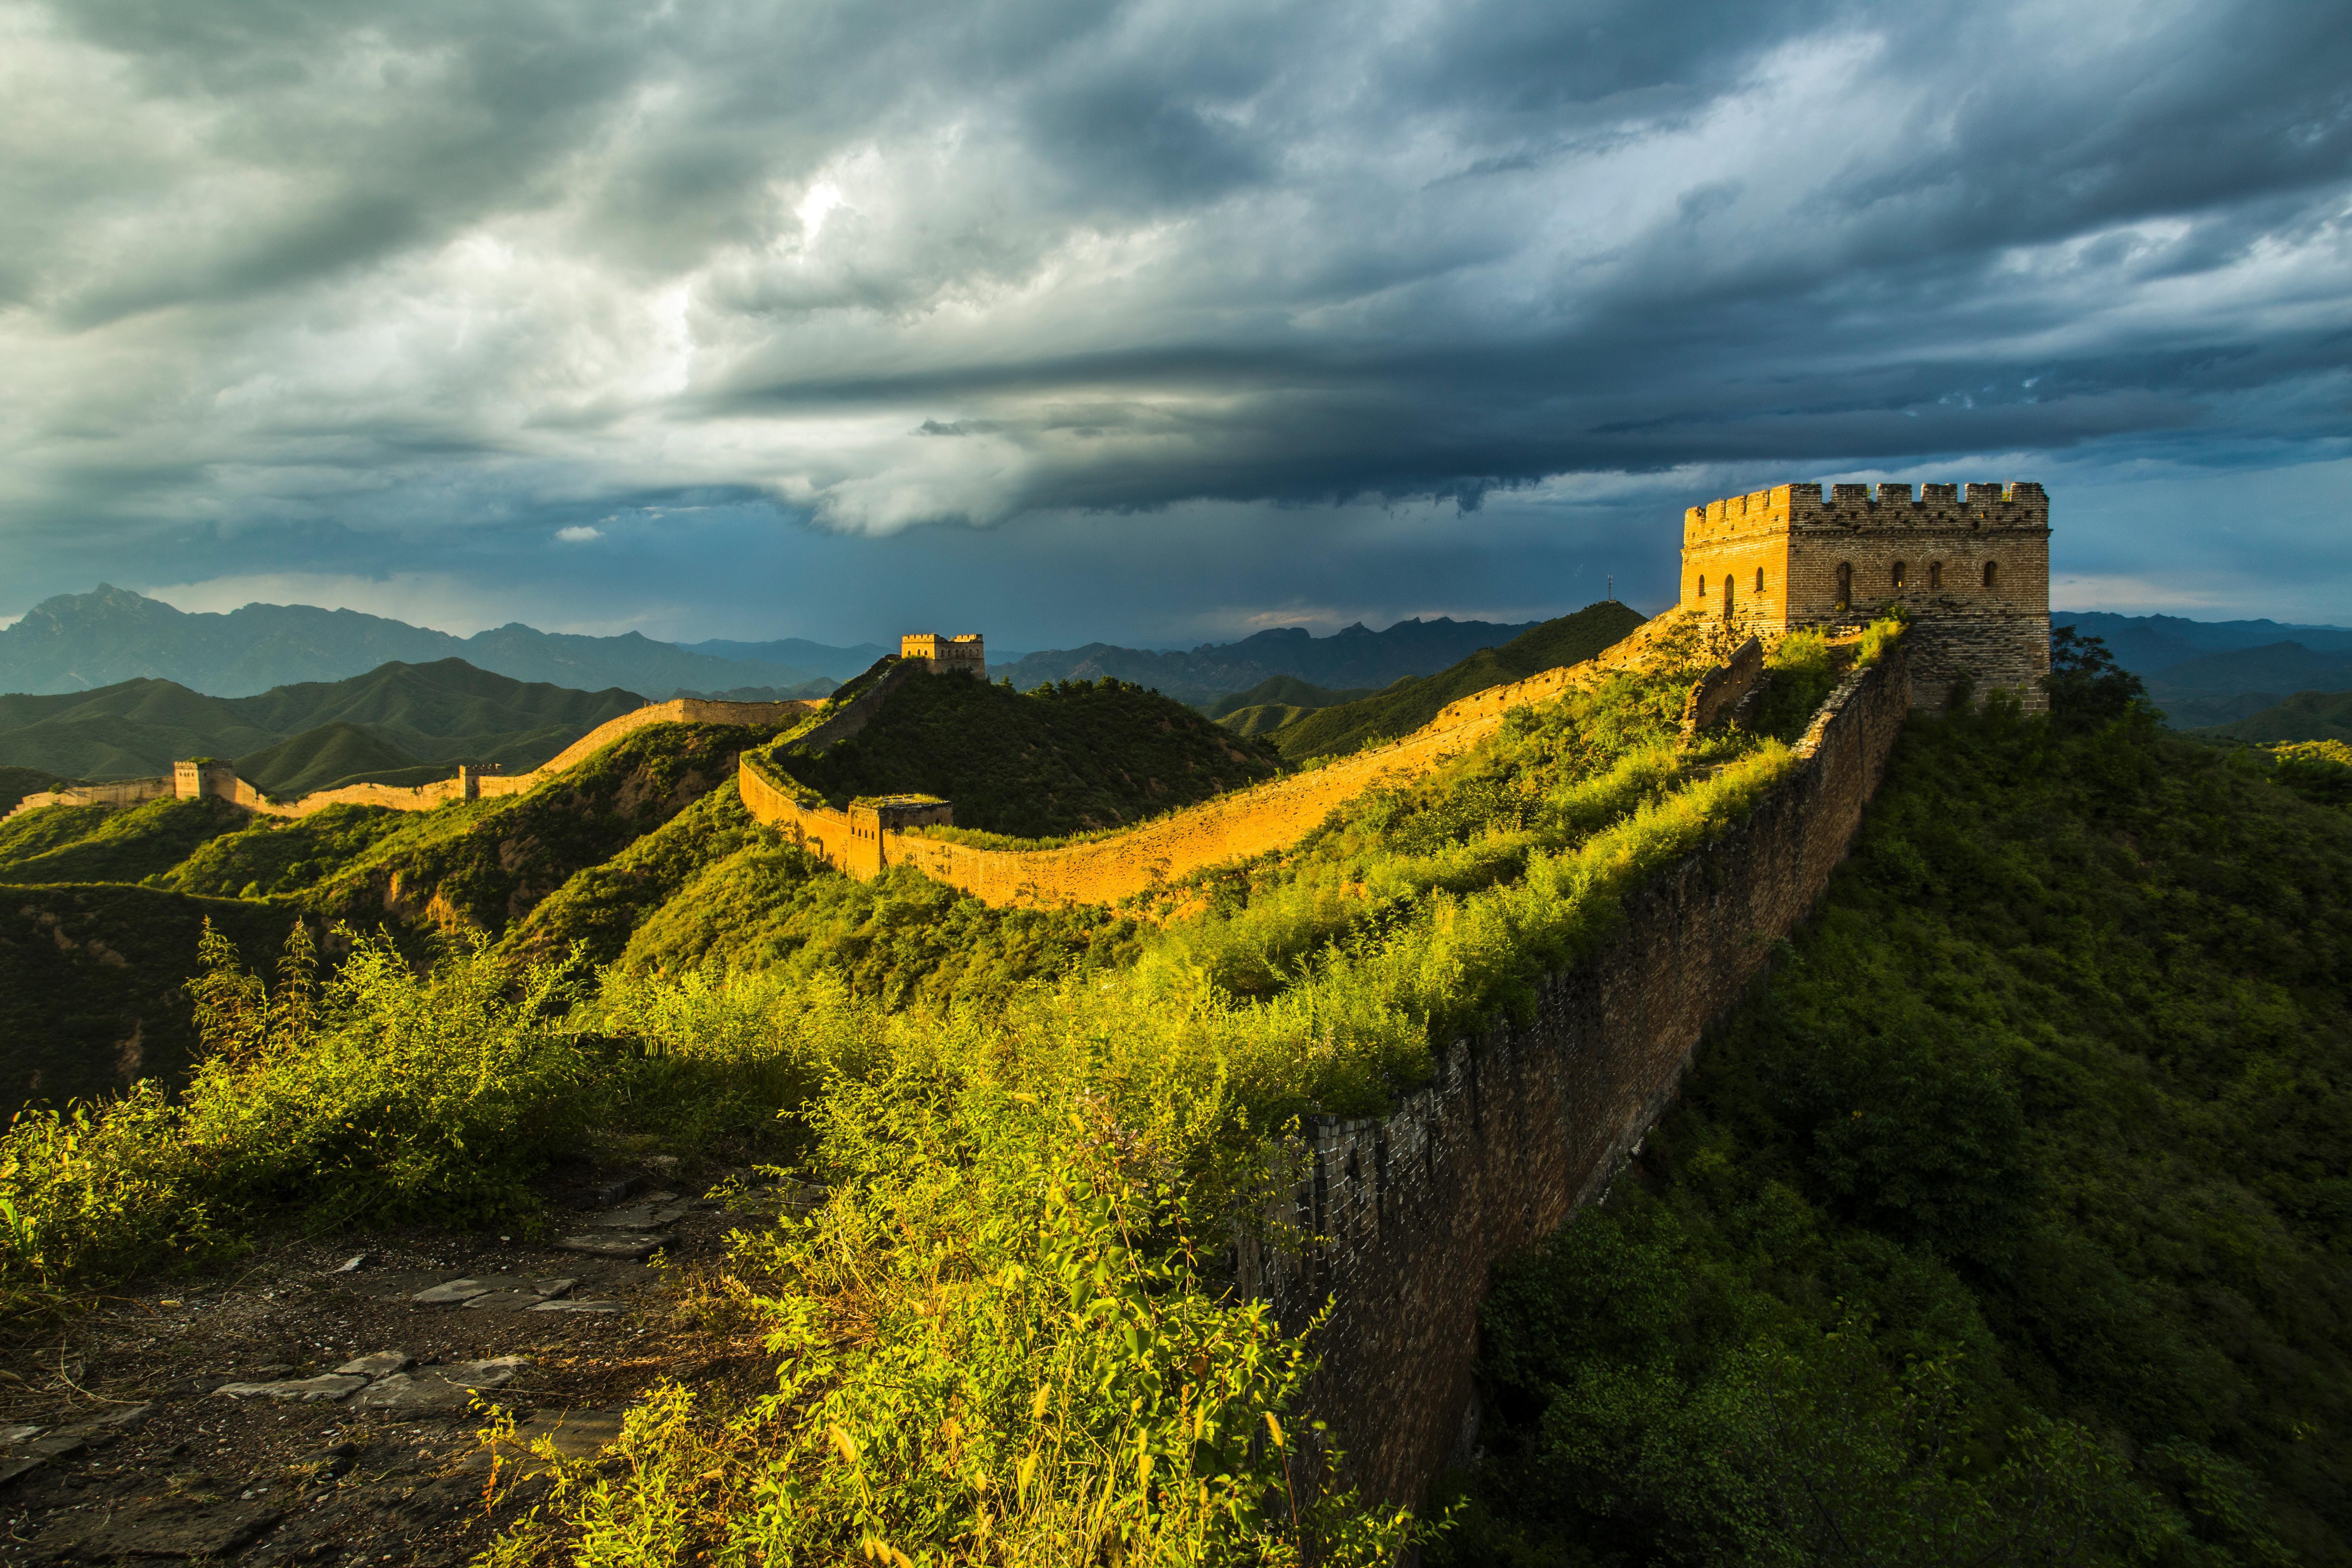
[1983,560,1998,589]
[1755,567,1764,593]
[1835,561,1852,611]
[1892,560,1908,590]
[1697,574,1707,601]
[1929,561,1943,590]
[1722,574,1734,619]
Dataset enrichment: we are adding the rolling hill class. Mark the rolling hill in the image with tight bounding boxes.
[778,671,1286,839]
[994,616,1547,707]
[1205,675,1379,723]
[0,658,644,784]
[1266,601,1648,759]
[2196,689,2352,744]
[2051,611,2352,676]
[0,583,856,698]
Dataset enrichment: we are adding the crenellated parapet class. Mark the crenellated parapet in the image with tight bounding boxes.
[1685,480,2049,539]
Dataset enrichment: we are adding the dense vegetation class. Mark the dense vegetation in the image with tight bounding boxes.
[0,883,294,1109]
[0,794,248,885]
[1437,673,2352,1564]
[163,803,415,900]
[1268,602,1647,758]
[776,669,1284,837]
[296,720,772,939]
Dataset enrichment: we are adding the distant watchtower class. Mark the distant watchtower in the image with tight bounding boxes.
[1679,481,2051,711]
[900,631,987,677]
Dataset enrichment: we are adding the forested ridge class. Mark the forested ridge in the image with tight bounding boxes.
[1438,650,2352,1565]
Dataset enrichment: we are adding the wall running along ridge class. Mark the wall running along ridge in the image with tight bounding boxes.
[738,641,1645,908]
[1239,637,1914,1508]
[2,698,820,823]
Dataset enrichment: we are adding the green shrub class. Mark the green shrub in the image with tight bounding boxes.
[496,1044,1422,1567]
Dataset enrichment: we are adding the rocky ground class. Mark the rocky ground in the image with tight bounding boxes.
[0,1168,796,1565]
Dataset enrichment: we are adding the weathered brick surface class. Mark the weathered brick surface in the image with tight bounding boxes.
[1239,641,1914,1506]
[1680,481,2049,710]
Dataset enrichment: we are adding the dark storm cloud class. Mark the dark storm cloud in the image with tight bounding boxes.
[0,0,2347,629]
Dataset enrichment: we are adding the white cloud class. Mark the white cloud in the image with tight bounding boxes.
[556,524,604,542]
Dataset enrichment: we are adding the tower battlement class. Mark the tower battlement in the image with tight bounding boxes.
[900,631,987,676]
[1684,481,2049,538]
[1678,480,2051,711]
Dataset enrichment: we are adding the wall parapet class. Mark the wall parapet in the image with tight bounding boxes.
[738,636,1655,908]
[1239,637,1914,1507]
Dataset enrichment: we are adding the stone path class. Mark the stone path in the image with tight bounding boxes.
[0,1167,777,1565]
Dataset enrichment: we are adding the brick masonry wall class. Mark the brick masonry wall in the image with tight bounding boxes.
[738,651,1632,908]
[1234,640,1914,1507]
[253,698,816,820]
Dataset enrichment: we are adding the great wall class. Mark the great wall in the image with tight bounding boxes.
[3,697,820,823]
[3,484,2046,1511]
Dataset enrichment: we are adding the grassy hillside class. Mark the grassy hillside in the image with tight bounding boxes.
[0,766,62,813]
[2198,687,2352,744]
[0,795,249,885]
[0,658,641,780]
[0,884,296,1111]
[163,803,414,900]
[1205,674,1378,720]
[233,721,424,796]
[777,671,1284,838]
[1270,600,1647,759]
[300,720,780,939]
[496,780,769,967]
[1439,698,2352,1564]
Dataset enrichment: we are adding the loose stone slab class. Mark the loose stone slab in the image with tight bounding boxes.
[463,1290,548,1311]
[529,1299,621,1314]
[352,1357,525,1412]
[532,1277,577,1298]
[212,1374,368,1403]
[588,1200,692,1229]
[42,1497,283,1560]
[0,1425,43,1445]
[333,1351,413,1377]
[410,1279,493,1305]
[555,1233,663,1259]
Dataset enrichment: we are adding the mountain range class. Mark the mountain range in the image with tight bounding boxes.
[0,659,643,792]
[0,585,868,700]
[993,616,1550,707]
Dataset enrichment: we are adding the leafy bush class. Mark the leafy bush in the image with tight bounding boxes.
[494,1043,1422,1568]
[176,922,595,1226]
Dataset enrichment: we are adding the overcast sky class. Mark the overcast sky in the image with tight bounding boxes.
[3,0,2347,649]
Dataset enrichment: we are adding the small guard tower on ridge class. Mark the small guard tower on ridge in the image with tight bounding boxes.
[900,632,987,677]
[1678,481,2051,711]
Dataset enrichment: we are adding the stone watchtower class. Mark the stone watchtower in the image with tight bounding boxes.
[900,631,987,677]
[1679,481,2051,711]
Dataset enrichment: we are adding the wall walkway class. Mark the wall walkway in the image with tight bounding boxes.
[738,632,1661,908]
